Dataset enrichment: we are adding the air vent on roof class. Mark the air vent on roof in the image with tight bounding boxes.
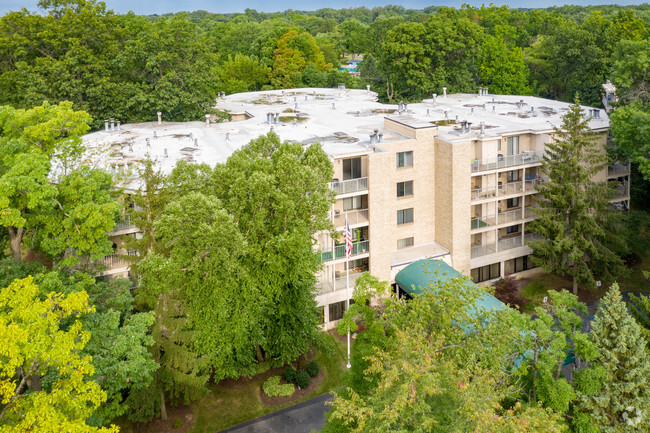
[333,131,348,139]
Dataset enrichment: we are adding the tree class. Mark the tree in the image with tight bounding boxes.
[576,283,650,432]
[0,277,117,432]
[138,192,263,381]
[529,99,624,294]
[479,25,531,95]
[270,30,332,88]
[323,273,567,432]
[0,101,120,265]
[212,132,335,364]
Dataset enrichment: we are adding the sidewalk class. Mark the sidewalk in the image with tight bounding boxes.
[219,393,334,433]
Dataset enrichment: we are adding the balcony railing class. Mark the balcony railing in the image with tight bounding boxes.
[315,270,365,295]
[329,177,368,195]
[99,250,138,270]
[471,208,536,230]
[321,240,369,262]
[112,214,137,232]
[471,151,544,173]
[471,233,543,258]
[611,182,629,199]
[608,163,631,177]
[334,209,369,227]
[497,207,535,225]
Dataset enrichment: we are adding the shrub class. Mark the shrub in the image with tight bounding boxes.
[305,360,320,377]
[494,275,527,309]
[283,366,297,383]
[262,375,294,397]
[173,417,183,429]
[295,369,311,388]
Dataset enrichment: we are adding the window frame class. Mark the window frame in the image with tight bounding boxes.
[397,180,414,198]
[396,151,414,168]
[397,208,414,225]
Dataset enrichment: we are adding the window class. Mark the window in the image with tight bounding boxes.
[343,157,362,180]
[507,170,520,182]
[508,255,537,273]
[397,208,414,225]
[397,181,414,198]
[329,301,347,321]
[471,263,500,283]
[507,197,520,208]
[396,151,413,168]
[343,196,363,210]
[317,306,325,324]
[506,224,520,234]
[507,136,519,156]
[397,237,414,249]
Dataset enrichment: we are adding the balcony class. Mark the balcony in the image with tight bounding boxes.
[607,163,630,177]
[611,181,629,199]
[471,233,543,258]
[334,209,369,227]
[99,250,138,270]
[315,271,364,295]
[329,177,368,195]
[321,240,369,262]
[471,180,541,201]
[471,151,543,173]
[497,207,535,225]
[111,214,138,233]
[471,207,536,230]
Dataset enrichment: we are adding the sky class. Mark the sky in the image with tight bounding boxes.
[1,0,646,15]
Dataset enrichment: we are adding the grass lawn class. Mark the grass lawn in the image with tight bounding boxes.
[189,332,347,433]
[519,249,650,313]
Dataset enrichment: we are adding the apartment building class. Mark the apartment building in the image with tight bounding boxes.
[83,87,629,328]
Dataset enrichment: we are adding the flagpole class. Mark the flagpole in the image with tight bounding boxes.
[345,211,351,369]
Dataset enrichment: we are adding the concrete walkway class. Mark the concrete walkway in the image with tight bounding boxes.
[219,393,333,433]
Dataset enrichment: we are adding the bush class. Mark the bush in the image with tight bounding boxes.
[283,366,297,383]
[295,369,311,388]
[262,375,294,397]
[305,360,320,377]
[494,275,527,309]
[173,417,183,429]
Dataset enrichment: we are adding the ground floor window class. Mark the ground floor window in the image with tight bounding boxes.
[471,263,500,283]
[329,301,347,321]
[505,255,537,274]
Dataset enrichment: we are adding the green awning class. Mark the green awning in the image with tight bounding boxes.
[395,259,505,313]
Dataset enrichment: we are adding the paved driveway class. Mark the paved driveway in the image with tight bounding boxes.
[219,393,334,433]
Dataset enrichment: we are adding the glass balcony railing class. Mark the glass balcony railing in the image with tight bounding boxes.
[471,233,543,258]
[329,177,368,195]
[471,151,544,173]
[321,240,369,262]
[607,163,631,177]
[333,209,369,227]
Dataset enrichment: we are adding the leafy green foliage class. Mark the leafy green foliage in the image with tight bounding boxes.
[294,370,311,389]
[305,360,320,377]
[262,376,294,397]
[324,273,568,432]
[283,367,297,383]
[0,277,117,432]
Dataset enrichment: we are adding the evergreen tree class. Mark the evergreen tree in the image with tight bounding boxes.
[127,289,209,422]
[529,98,624,294]
[577,283,650,432]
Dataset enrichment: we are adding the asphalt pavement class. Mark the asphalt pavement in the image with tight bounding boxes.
[219,393,334,433]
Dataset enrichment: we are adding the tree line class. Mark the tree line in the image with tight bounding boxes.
[0,1,648,123]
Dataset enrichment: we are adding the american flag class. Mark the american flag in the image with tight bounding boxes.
[344,214,353,259]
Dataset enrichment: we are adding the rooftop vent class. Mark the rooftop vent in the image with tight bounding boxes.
[333,131,348,139]
[157,112,162,124]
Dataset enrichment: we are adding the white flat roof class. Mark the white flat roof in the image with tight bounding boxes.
[390,241,450,267]
[81,88,609,177]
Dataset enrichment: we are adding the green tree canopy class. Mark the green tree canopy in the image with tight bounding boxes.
[0,277,117,432]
